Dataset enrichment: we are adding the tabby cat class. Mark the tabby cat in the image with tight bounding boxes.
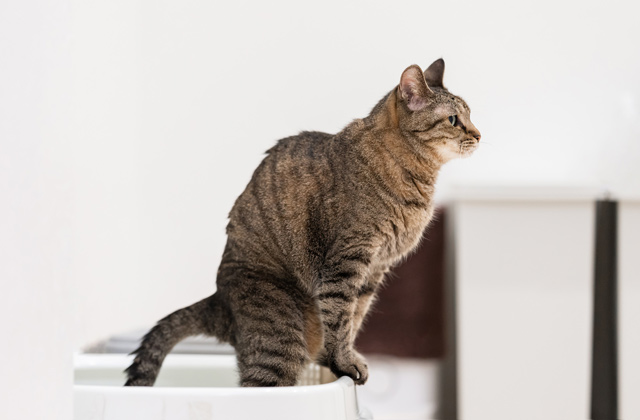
[125,59,480,387]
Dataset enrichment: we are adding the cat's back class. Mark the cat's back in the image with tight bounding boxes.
[256,130,334,188]
[262,130,332,162]
[236,129,333,204]
[224,131,336,275]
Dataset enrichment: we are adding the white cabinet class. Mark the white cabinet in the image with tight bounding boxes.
[619,202,640,420]
[448,187,597,419]
[447,187,640,419]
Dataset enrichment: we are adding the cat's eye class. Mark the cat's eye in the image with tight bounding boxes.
[448,115,457,126]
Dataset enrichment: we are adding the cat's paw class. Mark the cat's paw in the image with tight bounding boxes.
[328,349,369,385]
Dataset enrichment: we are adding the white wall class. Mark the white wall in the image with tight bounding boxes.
[0,1,74,419]
[66,0,640,348]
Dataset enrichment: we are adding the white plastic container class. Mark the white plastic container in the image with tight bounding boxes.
[74,354,372,420]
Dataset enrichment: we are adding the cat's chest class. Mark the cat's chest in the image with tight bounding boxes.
[375,204,435,265]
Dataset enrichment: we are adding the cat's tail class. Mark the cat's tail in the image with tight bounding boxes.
[124,293,227,386]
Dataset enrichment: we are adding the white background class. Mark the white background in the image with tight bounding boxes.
[1,0,639,418]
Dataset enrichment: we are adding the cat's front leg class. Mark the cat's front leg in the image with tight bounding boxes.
[351,270,385,342]
[316,258,371,385]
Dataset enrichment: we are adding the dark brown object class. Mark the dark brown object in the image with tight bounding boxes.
[591,199,618,420]
[356,209,445,359]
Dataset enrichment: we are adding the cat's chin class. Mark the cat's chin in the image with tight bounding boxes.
[460,146,478,158]
[437,145,476,162]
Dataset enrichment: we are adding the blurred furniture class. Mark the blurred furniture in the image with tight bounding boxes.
[591,200,617,420]
[356,210,446,358]
[447,187,596,420]
[445,187,640,420]
[618,200,640,419]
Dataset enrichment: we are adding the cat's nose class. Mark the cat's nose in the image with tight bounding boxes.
[469,129,481,142]
[467,121,481,142]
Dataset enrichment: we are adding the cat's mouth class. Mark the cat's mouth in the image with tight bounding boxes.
[459,139,479,157]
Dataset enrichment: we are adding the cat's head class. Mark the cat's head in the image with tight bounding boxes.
[395,59,480,162]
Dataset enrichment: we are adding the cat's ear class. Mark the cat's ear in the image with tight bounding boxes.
[424,58,445,89]
[399,65,432,111]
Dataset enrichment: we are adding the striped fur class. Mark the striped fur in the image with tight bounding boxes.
[125,59,480,387]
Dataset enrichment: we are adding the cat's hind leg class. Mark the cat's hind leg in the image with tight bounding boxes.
[230,279,310,387]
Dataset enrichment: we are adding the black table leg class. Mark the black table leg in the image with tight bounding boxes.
[591,199,618,420]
